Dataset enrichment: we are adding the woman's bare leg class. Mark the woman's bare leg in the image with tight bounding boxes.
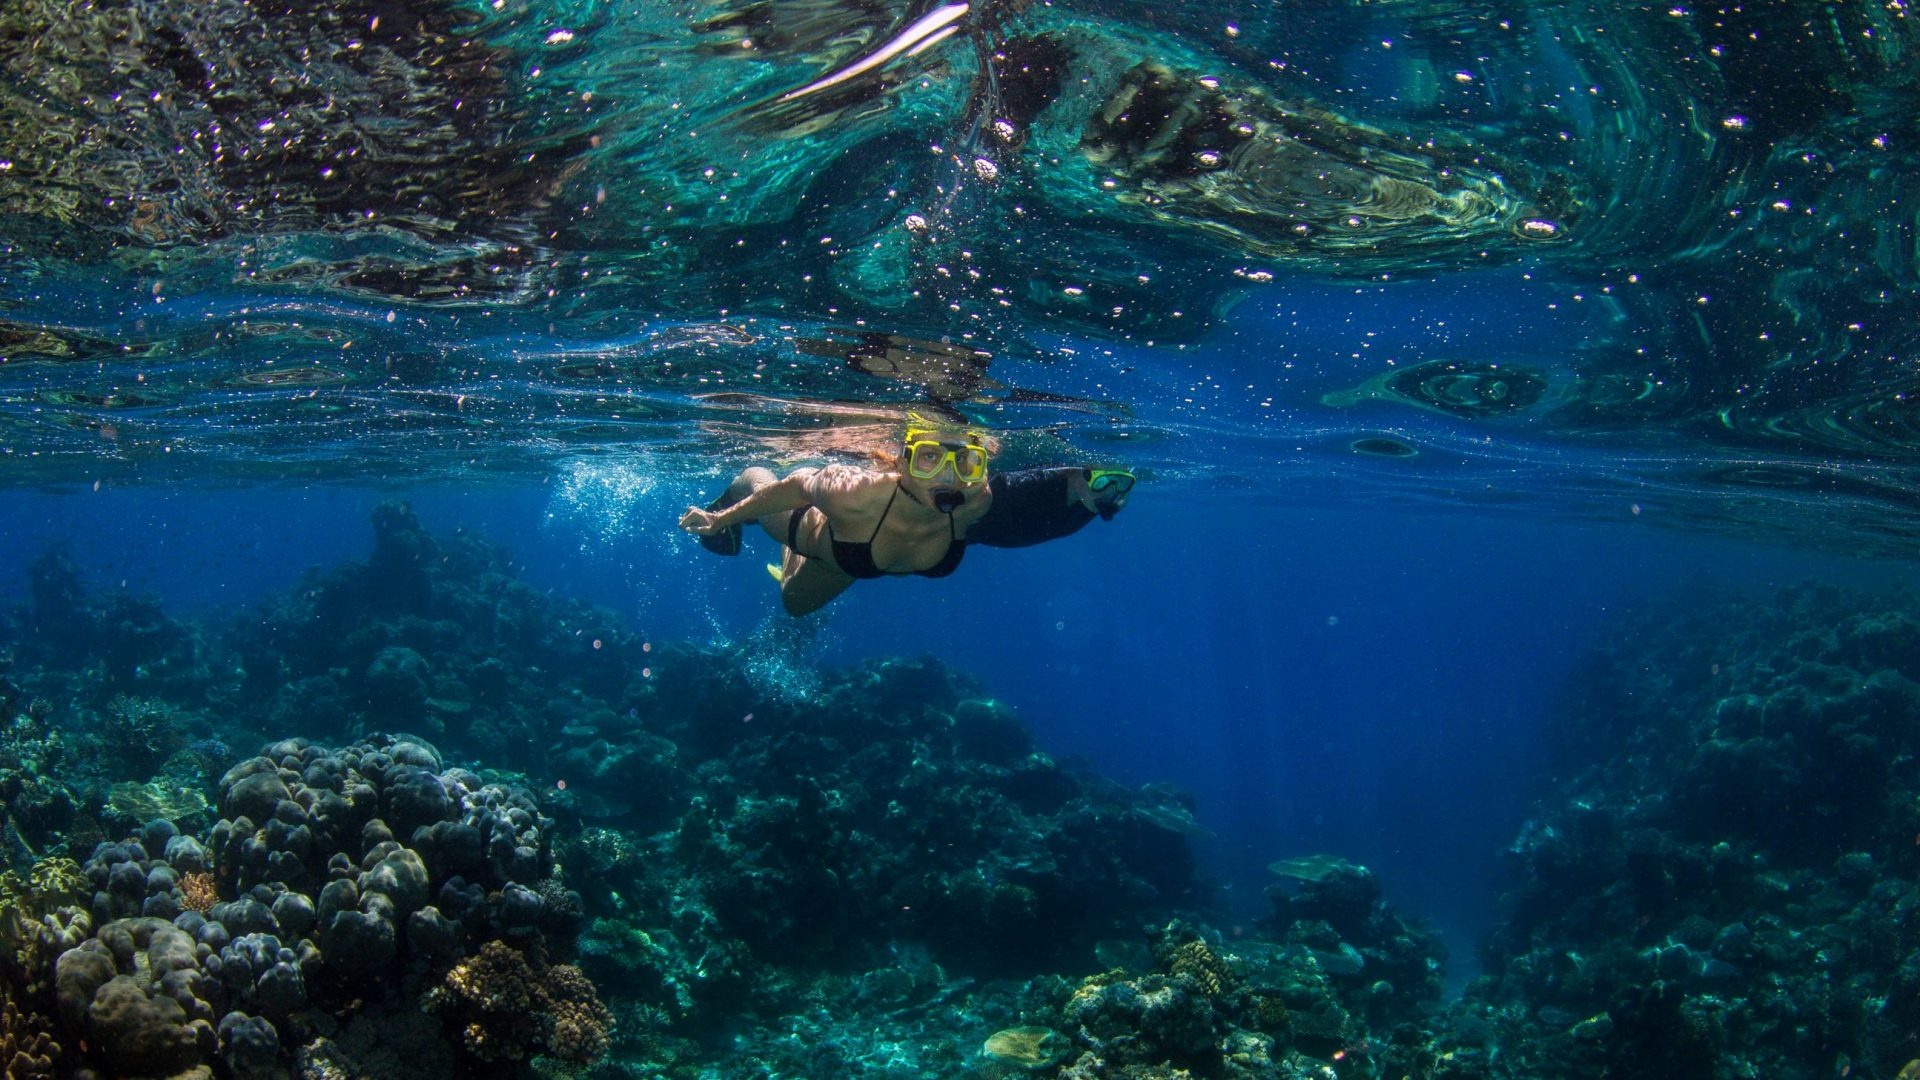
[755,494,854,616]
[718,466,853,616]
[779,553,854,616]
[725,466,777,516]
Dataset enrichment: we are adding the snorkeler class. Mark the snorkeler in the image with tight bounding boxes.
[677,417,1133,616]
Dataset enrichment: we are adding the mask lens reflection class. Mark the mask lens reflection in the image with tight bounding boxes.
[911,444,947,475]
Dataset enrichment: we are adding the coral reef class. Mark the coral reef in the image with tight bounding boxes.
[1020,911,1444,1080]
[423,939,611,1066]
[609,660,1203,976]
[55,916,217,1076]
[4,727,590,1076]
[1259,856,1446,1035]
[1,995,58,1077]
[1449,585,1920,1079]
[20,550,212,698]
[986,1024,1073,1069]
[230,502,651,774]
[107,779,213,834]
[0,504,1232,1076]
[13,503,1906,1079]
[0,855,91,1001]
[98,694,193,770]
[0,680,88,856]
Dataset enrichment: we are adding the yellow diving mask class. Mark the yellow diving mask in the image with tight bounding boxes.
[1086,468,1135,495]
[902,419,989,484]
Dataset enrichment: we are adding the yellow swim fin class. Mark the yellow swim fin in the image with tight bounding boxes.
[765,562,784,583]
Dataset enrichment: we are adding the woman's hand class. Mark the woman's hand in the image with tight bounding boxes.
[681,469,818,538]
[1066,471,1096,512]
[679,506,725,535]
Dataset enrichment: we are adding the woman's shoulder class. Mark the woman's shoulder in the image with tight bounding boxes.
[956,483,994,526]
[803,462,894,505]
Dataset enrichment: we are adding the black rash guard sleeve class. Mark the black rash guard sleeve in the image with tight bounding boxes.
[965,467,1096,548]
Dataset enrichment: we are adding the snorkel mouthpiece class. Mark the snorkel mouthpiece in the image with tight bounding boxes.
[932,488,965,513]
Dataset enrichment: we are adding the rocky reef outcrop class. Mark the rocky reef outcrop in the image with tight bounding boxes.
[1444,585,1920,1080]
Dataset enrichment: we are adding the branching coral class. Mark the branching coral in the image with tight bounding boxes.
[177,871,218,915]
[1165,939,1236,998]
[0,705,56,772]
[1246,992,1290,1035]
[424,940,611,1067]
[543,965,614,1065]
[99,695,182,758]
[101,694,161,734]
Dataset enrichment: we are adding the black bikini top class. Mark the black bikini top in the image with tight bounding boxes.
[829,483,967,579]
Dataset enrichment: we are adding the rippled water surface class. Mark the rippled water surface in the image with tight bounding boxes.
[2,0,1918,550]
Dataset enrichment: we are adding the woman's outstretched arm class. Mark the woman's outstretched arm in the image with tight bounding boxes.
[679,468,819,535]
[966,467,1128,548]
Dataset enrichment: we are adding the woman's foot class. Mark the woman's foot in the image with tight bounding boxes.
[698,489,744,555]
[697,467,778,555]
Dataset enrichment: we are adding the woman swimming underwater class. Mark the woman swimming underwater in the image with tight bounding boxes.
[678,417,1133,615]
